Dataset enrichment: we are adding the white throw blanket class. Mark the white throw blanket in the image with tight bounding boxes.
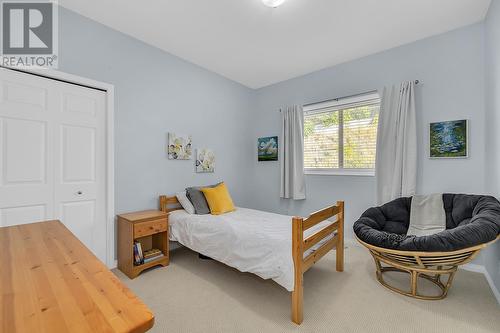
[407,194,446,237]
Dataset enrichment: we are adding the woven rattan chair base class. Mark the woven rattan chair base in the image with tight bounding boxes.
[374,259,457,300]
[356,236,499,300]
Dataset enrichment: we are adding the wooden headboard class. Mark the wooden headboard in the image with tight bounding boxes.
[159,195,182,213]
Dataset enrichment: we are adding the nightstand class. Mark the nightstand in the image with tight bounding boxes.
[117,210,169,279]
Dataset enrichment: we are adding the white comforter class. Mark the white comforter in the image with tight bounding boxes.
[168,207,334,291]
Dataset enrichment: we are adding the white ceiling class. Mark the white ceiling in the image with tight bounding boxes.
[59,0,491,89]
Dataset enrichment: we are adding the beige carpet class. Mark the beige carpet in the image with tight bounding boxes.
[114,245,500,333]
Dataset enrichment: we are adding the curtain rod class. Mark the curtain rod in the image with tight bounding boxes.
[301,80,420,108]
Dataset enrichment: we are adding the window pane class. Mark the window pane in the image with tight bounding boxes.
[304,111,339,169]
[343,104,379,169]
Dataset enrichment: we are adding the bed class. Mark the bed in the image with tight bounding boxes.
[159,195,344,324]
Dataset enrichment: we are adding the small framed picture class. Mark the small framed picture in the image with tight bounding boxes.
[167,133,192,160]
[196,149,215,173]
[258,136,278,161]
[429,119,468,158]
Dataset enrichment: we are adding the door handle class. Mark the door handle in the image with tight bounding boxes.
[76,191,83,195]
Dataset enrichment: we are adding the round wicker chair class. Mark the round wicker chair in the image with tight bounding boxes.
[354,194,500,300]
[356,236,498,300]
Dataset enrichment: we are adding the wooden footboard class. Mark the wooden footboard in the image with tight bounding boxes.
[291,201,344,325]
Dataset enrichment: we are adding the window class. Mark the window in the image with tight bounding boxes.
[303,92,380,176]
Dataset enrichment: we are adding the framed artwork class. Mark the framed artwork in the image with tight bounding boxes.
[168,133,192,160]
[196,149,215,173]
[429,120,468,158]
[258,136,278,161]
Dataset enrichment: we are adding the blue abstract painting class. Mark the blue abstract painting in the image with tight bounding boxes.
[430,120,468,158]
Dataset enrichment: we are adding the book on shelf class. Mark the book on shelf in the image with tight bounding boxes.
[143,248,162,259]
[134,245,164,265]
[133,243,140,265]
[133,242,144,265]
[143,253,164,264]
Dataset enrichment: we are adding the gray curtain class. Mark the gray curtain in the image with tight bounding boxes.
[280,105,306,200]
[375,81,417,204]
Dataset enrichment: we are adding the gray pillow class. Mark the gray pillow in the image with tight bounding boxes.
[186,183,221,214]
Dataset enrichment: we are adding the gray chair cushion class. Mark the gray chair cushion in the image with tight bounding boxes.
[186,182,221,214]
[353,194,500,251]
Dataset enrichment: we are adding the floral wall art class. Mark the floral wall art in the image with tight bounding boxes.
[168,133,192,160]
[196,148,215,173]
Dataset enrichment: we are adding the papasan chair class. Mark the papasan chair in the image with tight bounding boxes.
[353,194,500,300]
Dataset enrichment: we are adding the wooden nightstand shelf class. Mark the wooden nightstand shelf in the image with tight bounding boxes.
[118,210,169,279]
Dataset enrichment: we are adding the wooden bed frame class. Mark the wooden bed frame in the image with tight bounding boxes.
[159,195,344,325]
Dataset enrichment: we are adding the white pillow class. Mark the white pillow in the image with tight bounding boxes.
[176,191,195,214]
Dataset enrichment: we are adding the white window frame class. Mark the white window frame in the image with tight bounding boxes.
[303,92,380,177]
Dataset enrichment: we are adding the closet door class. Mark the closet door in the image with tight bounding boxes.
[0,68,107,263]
[0,69,56,226]
[53,80,107,262]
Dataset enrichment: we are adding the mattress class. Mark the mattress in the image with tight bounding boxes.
[169,207,335,291]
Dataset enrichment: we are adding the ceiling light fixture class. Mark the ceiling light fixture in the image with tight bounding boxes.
[262,0,286,8]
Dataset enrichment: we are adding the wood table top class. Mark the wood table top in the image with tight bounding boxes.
[117,210,167,223]
[0,220,154,333]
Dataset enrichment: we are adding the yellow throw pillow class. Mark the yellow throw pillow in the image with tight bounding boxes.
[200,182,235,215]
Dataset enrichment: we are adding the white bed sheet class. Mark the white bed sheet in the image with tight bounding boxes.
[168,207,335,291]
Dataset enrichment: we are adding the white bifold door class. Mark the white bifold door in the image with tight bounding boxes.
[0,68,107,263]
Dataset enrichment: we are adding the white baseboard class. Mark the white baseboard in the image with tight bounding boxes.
[461,263,500,305]
[461,263,484,273]
[344,238,358,247]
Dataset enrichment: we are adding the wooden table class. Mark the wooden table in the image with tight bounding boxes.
[0,220,154,333]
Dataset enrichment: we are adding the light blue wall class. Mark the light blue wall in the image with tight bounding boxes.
[58,8,255,215]
[484,0,500,295]
[250,24,486,241]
